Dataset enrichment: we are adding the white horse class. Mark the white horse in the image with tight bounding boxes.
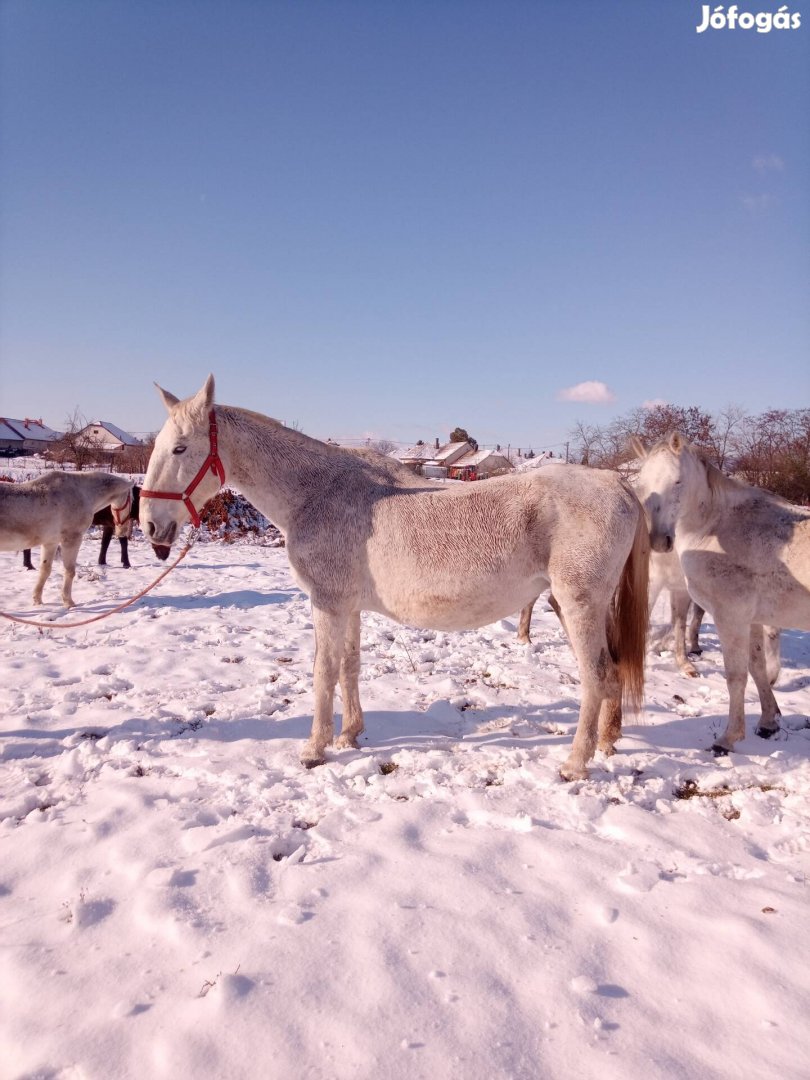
[635,433,807,754]
[141,376,649,780]
[0,471,134,607]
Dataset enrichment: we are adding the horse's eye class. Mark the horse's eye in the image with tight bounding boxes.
[173,445,187,455]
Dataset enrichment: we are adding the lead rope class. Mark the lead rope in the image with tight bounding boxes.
[0,530,199,630]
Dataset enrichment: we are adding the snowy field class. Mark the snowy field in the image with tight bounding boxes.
[2,529,810,1080]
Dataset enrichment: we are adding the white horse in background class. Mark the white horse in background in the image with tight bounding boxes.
[0,471,134,607]
[141,376,649,780]
[635,433,808,755]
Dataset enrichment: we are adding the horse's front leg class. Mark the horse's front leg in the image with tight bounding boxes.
[120,537,131,569]
[764,625,781,687]
[301,607,349,768]
[32,543,57,605]
[59,535,83,608]
[712,615,750,754]
[670,587,698,677]
[98,526,113,566]
[336,611,364,750]
[749,623,781,739]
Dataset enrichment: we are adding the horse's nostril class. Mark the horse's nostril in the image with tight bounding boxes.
[147,521,156,537]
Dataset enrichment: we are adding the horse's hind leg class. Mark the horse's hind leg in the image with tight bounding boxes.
[336,611,364,750]
[23,549,34,570]
[32,543,57,605]
[749,623,781,739]
[558,598,619,780]
[120,537,131,569]
[687,604,704,656]
[671,588,698,677]
[302,607,350,768]
[597,698,622,756]
[516,599,536,644]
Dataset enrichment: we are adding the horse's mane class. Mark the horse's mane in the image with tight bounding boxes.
[216,403,427,488]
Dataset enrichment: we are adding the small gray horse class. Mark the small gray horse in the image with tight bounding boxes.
[0,471,133,607]
[635,433,808,754]
[141,376,649,780]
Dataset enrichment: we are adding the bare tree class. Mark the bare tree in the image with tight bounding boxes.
[368,438,398,455]
[48,408,97,471]
[733,408,810,502]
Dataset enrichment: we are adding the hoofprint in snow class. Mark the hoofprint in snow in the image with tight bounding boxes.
[2,533,810,1080]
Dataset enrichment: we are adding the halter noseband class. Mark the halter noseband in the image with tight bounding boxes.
[140,409,226,528]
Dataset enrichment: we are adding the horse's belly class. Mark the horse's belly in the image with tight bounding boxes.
[366,576,547,632]
[0,528,43,551]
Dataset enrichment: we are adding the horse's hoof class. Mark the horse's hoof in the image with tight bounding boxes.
[300,743,325,768]
[755,726,779,740]
[335,733,360,750]
[559,763,589,782]
[687,649,702,658]
[711,743,731,757]
[682,665,698,679]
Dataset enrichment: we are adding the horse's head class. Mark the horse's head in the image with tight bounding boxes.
[141,375,224,560]
[112,484,141,540]
[633,432,693,553]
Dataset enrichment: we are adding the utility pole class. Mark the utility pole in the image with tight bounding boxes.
[565,441,569,463]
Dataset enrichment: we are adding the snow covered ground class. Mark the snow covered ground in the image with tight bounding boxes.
[2,529,810,1080]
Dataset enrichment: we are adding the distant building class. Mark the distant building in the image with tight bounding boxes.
[77,421,141,452]
[447,448,514,480]
[0,417,63,456]
[392,439,474,475]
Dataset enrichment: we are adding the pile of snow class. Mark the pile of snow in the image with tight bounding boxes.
[1,535,810,1078]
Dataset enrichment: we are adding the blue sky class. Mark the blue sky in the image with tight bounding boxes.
[1,0,807,450]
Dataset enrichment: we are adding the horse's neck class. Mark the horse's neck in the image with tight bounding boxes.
[217,408,335,532]
[677,460,738,540]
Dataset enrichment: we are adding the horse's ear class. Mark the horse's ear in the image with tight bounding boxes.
[669,431,684,454]
[188,374,216,418]
[155,383,180,412]
[630,436,647,460]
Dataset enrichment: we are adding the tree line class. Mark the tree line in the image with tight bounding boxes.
[569,403,810,503]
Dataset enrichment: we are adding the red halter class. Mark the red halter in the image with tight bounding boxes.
[110,490,132,526]
[140,409,226,528]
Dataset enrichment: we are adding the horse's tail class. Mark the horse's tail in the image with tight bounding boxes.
[609,502,650,713]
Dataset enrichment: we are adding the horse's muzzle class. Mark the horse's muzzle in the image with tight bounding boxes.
[650,532,674,554]
[152,543,172,561]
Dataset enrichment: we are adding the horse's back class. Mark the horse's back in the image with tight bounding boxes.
[0,471,130,550]
[683,494,810,631]
[310,463,643,629]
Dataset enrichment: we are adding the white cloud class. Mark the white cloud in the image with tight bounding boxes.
[753,154,784,172]
[557,380,616,404]
[642,398,667,410]
[740,193,775,212]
